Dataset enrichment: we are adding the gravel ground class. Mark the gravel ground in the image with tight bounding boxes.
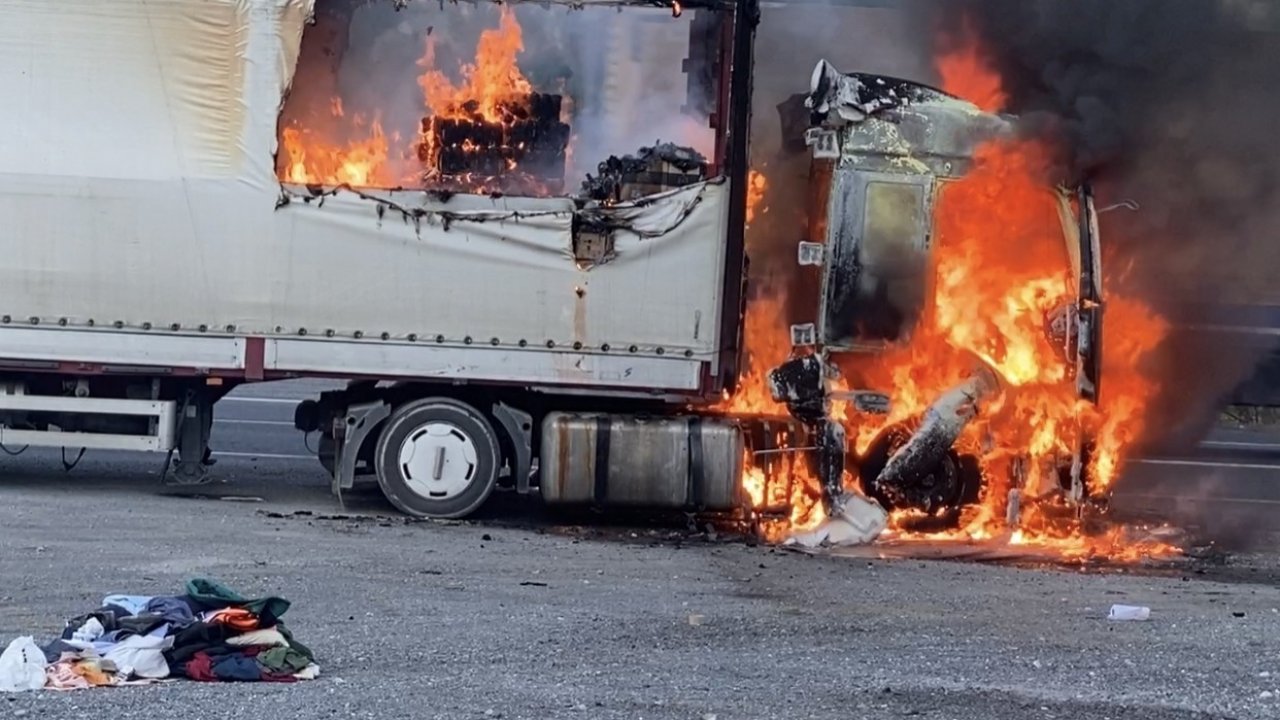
[0,460,1277,720]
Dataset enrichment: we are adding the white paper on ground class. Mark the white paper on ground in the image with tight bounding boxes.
[1108,604,1152,622]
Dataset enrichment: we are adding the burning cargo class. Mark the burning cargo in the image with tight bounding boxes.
[417,93,571,193]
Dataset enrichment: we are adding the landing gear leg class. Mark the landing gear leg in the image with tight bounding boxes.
[169,389,214,486]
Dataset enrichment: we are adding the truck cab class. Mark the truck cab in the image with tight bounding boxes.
[770,60,1105,529]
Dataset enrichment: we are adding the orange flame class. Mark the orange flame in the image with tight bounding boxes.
[936,21,1009,113]
[418,7,533,123]
[746,169,768,226]
[279,118,391,188]
[722,27,1174,560]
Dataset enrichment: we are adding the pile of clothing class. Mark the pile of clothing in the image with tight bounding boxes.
[0,578,318,691]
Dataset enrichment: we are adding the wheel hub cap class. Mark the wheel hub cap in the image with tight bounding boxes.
[397,422,478,500]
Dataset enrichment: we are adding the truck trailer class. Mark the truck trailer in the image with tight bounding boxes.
[0,0,1103,530]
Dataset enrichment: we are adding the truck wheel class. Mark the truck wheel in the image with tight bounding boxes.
[857,424,979,529]
[373,398,500,519]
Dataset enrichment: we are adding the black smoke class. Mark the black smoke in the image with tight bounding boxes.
[922,0,1280,448]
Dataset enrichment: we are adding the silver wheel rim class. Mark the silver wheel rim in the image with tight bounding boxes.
[397,421,479,501]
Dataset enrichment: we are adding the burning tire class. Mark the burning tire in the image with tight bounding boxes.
[374,398,500,519]
[856,424,982,529]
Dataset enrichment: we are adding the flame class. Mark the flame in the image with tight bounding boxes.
[741,449,828,543]
[746,169,768,226]
[936,21,1009,113]
[715,273,830,538]
[278,8,565,195]
[713,285,789,418]
[721,26,1175,562]
[279,118,391,187]
[418,7,532,124]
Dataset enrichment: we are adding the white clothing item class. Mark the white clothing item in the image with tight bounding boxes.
[0,637,48,692]
[293,664,321,681]
[102,635,173,680]
[102,595,154,615]
[70,618,105,643]
[226,628,289,648]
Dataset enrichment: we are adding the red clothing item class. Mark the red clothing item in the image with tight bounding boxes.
[185,652,218,682]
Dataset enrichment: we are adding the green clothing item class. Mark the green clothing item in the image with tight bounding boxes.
[276,621,315,662]
[259,646,312,674]
[184,578,291,625]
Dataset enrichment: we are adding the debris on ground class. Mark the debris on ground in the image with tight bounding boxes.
[1107,604,1151,622]
[785,493,888,548]
[0,578,318,691]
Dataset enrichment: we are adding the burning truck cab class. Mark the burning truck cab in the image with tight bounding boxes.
[763,60,1107,538]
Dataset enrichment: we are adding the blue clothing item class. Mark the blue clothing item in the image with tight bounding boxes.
[102,595,153,616]
[145,596,195,627]
[211,653,261,682]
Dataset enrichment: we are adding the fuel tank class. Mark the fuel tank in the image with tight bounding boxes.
[539,412,746,511]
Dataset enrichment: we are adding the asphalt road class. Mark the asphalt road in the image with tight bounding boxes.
[1,380,1279,718]
[1112,427,1280,547]
[3,454,1280,719]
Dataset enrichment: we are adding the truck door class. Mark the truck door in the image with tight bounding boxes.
[819,168,935,352]
[1075,184,1103,403]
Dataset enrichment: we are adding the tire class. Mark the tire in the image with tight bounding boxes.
[857,424,982,529]
[373,397,500,519]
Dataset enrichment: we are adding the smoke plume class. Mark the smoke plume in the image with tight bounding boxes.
[921,0,1280,448]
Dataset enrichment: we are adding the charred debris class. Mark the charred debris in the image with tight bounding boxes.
[580,143,708,203]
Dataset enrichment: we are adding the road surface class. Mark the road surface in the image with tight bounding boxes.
[1114,427,1280,547]
[0,381,1278,717]
[2,447,1280,719]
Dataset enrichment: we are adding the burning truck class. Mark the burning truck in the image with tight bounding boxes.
[761,61,1108,543]
[0,0,1168,553]
[728,41,1170,551]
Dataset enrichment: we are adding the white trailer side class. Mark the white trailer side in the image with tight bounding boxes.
[0,0,734,394]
